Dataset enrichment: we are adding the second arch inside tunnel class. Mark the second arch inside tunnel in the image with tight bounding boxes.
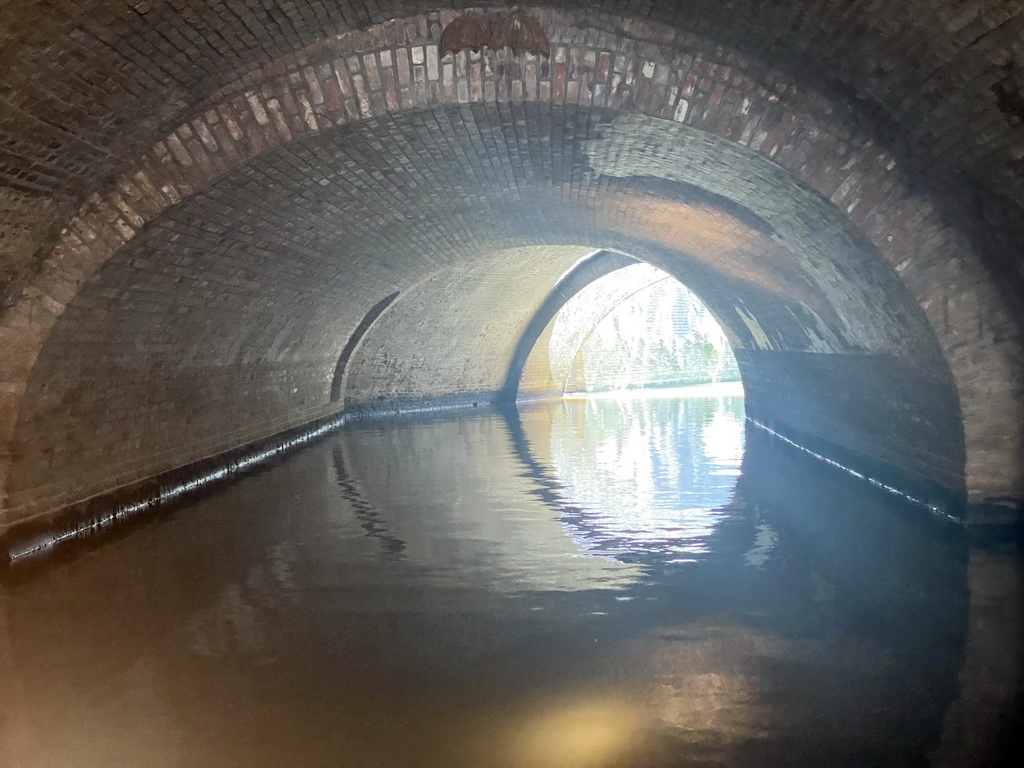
[516,259,741,398]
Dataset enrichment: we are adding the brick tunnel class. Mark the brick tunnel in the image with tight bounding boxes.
[6,4,1024,766]
[2,1,1024,540]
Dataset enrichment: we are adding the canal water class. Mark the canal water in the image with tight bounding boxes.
[0,395,1020,767]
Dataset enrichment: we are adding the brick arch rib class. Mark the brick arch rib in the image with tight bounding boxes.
[330,292,400,402]
[499,250,638,401]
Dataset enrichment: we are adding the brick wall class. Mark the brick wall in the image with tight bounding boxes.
[344,246,593,410]
[1,5,1022,526]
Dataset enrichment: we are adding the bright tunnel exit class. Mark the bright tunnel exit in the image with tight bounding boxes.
[512,259,747,565]
[524,262,742,399]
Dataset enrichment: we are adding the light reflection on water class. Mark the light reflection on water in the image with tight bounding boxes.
[542,396,744,561]
[0,396,1007,767]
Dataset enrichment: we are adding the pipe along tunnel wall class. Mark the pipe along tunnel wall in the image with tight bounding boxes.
[2,6,1024,558]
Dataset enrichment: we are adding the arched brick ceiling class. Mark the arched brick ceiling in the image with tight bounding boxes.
[2,2,1022,291]
[4,103,962,520]
[1,3,1022,526]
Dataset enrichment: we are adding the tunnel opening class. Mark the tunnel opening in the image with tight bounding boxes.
[496,237,966,522]
[509,259,746,556]
[537,262,741,398]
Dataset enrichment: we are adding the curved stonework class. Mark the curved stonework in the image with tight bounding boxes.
[502,250,639,399]
[343,245,601,412]
[1,7,1022,526]
[329,291,400,402]
[509,258,736,400]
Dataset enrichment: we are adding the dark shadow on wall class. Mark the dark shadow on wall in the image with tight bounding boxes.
[330,291,400,402]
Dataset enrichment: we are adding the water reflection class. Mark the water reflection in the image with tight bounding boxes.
[332,444,406,559]
[532,396,743,561]
[0,398,1019,767]
[332,414,640,593]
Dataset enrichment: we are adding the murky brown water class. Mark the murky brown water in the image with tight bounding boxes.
[1,396,1021,767]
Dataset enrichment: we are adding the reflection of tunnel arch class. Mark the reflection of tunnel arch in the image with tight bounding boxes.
[502,400,636,559]
[1,7,1021,533]
[319,402,973,761]
[503,399,745,563]
[330,442,406,558]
